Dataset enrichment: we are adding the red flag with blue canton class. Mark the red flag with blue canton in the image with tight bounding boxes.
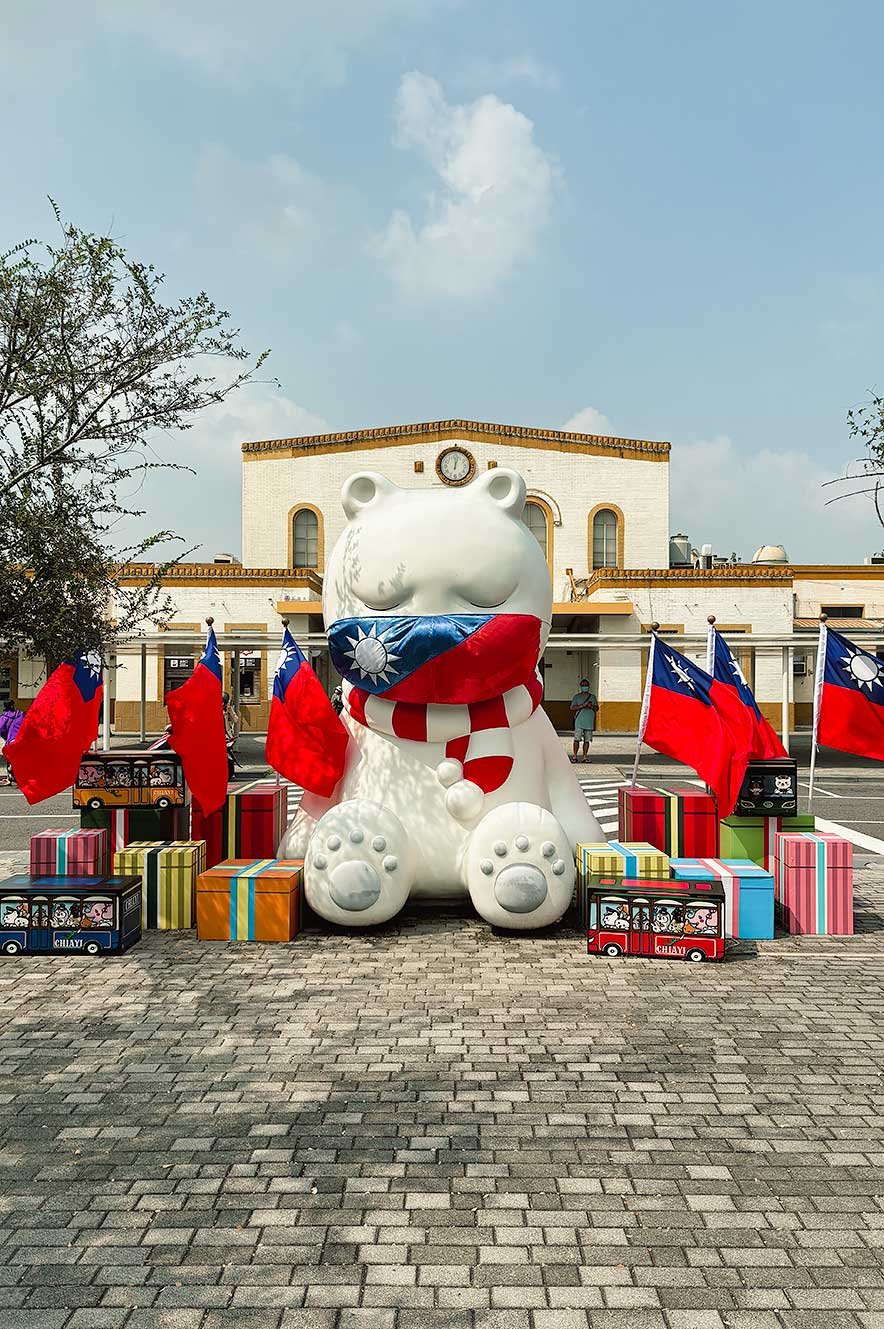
[265,626,349,797]
[639,634,752,816]
[3,652,103,805]
[327,613,541,704]
[707,625,787,759]
[165,624,228,815]
[814,623,884,761]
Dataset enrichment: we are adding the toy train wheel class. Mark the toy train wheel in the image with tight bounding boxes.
[687,948,705,963]
[87,797,103,810]
[84,942,101,956]
[602,942,623,957]
[1,941,22,956]
[155,797,171,809]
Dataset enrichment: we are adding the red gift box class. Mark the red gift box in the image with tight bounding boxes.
[191,779,288,869]
[774,831,853,935]
[30,828,108,876]
[618,784,718,858]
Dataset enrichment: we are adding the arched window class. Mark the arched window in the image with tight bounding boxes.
[292,508,319,568]
[522,500,549,560]
[592,508,619,569]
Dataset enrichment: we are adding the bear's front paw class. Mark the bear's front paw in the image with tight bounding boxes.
[463,802,574,930]
[305,800,414,927]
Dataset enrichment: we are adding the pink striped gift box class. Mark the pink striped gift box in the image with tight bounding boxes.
[774,831,854,935]
[30,828,108,876]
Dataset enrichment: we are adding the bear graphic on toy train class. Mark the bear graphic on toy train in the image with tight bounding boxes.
[279,466,603,928]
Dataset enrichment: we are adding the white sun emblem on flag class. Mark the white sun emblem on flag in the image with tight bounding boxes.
[730,658,748,688]
[79,651,102,680]
[275,642,297,678]
[665,653,695,691]
[343,624,402,685]
[839,642,884,692]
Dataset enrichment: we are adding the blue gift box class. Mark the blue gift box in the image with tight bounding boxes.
[669,858,774,940]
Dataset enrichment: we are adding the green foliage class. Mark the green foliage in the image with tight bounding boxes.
[0,204,269,665]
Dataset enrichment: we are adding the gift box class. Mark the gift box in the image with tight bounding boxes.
[196,859,302,942]
[576,842,669,928]
[30,828,108,877]
[113,841,206,929]
[719,814,814,872]
[618,785,718,857]
[774,832,853,935]
[80,804,191,865]
[191,780,288,869]
[733,758,798,817]
[670,857,774,939]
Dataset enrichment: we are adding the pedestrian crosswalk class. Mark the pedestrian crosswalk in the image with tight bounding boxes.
[284,776,626,837]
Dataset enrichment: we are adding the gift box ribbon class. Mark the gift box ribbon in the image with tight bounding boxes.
[229,859,277,940]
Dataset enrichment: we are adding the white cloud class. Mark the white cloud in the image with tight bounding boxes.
[118,373,328,562]
[375,72,559,298]
[466,55,561,91]
[1,0,447,90]
[669,434,884,563]
[194,145,350,266]
[563,406,612,436]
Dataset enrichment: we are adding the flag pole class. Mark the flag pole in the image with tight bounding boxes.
[631,623,658,787]
[274,617,288,787]
[706,615,716,676]
[808,613,827,803]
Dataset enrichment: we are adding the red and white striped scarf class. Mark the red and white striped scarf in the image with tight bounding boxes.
[343,671,544,794]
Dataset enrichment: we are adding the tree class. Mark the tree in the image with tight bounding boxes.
[0,204,269,664]
[826,393,884,540]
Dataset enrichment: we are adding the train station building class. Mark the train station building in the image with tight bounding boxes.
[3,418,883,742]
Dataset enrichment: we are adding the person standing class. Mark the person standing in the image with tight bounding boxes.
[569,677,598,763]
[0,699,25,785]
[222,691,240,781]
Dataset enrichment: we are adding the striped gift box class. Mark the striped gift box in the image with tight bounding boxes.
[196,859,302,942]
[774,832,853,936]
[669,857,774,939]
[191,781,288,869]
[80,804,191,863]
[576,842,669,928]
[720,814,814,873]
[618,785,718,857]
[30,828,107,876]
[113,841,206,929]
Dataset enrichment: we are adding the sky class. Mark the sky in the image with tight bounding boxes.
[4,0,884,563]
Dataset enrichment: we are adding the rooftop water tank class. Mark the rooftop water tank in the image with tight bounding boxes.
[669,533,692,567]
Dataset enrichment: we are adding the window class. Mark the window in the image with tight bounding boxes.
[293,509,319,568]
[821,605,863,618]
[592,509,619,569]
[164,655,194,695]
[521,501,548,559]
[599,896,629,930]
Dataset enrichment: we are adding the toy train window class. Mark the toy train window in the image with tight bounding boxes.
[49,896,82,928]
[81,896,114,928]
[0,896,29,928]
[597,896,628,929]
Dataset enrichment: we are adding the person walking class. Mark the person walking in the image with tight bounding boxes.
[0,699,25,785]
[569,676,598,763]
[222,691,240,781]
[330,683,344,716]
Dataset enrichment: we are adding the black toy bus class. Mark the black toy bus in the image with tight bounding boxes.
[0,875,142,956]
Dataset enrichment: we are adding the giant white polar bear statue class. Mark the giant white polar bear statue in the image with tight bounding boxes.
[280,466,603,928]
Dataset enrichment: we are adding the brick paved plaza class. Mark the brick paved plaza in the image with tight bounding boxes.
[2,869,884,1329]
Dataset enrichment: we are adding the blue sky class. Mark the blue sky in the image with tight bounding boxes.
[4,0,884,562]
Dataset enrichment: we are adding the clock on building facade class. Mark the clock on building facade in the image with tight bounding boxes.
[435,446,476,486]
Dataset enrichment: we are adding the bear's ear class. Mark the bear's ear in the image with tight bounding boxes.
[341,472,399,519]
[471,467,526,517]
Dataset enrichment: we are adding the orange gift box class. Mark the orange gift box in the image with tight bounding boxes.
[196,859,302,942]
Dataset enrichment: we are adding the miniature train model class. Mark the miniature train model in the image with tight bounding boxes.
[585,875,726,962]
[72,750,186,811]
[0,875,143,956]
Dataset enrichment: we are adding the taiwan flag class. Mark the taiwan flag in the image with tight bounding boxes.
[265,626,349,797]
[637,634,752,816]
[707,624,787,759]
[813,623,884,762]
[3,652,103,805]
[165,624,228,815]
